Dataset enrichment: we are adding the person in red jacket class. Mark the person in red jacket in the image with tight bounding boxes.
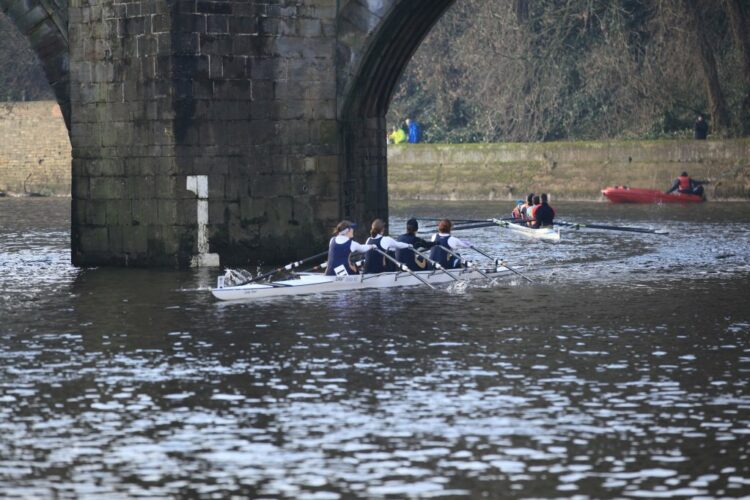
[666,171,705,196]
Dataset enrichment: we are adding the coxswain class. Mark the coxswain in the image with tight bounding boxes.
[325,220,375,276]
[665,171,705,197]
[531,193,555,228]
[363,219,412,274]
[511,200,525,220]
[395,218,436,271]
[428,219,473,269]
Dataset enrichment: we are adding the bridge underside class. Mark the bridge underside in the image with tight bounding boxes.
[3,0,455,267]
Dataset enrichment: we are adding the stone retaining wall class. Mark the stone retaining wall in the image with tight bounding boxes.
[0,101,70,196]
[2,103,749,201]
[388,140,750,200]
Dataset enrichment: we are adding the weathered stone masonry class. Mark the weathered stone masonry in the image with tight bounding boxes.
[0,102,70,195]
[2,0,457,267]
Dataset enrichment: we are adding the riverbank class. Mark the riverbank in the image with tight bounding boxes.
[2,102,750,200]
[388,140,750,201]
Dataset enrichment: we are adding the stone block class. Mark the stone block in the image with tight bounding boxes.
[107,225,125,253]
[80,226,110,253]
[106,199,133,226]
[221,55,247,79]
[155,175,177,197]
[251,80,274,102]
[90,176,127,199]
[173,33,200,55]
[157,199,177,224]
[206,14,229,34]
[228,16,258,35]
[197,1,232,15]
[131,198,158,225]
[122,224,148,253]
[175,198,197,224]
[86,200,108,225]
[173,13,206,33]
[200,34,232,55]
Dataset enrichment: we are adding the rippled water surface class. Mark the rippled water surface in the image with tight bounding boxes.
[2,198,750,498]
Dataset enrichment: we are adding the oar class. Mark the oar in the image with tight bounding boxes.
[373,248,435,289]
[467,244,534,283]
[243,250,329,284]
[556,220,669,235]
[437,245,493,281]
[452,218,539,231]
[422,217,521,229]
[450,221,498,231]
[411,248,461,282]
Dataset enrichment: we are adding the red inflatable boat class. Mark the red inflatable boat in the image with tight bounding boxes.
[601,186,705,204]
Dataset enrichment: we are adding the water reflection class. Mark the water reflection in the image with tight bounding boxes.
[1,198,750,498]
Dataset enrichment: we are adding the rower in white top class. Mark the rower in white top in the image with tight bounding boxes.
[363,219,412,274]
[325,220,375,276]
[429,219,473,269]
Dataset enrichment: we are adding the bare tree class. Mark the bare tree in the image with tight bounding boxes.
[724,0,750,134]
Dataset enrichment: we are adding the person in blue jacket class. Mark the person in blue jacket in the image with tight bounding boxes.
[405,118,421,144]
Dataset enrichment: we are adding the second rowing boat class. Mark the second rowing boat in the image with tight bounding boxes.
[492,219,561,243]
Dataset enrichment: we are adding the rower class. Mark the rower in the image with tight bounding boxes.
[665,171,705,196]
[531,193,555,228]
[428,219,473,269]
[526,194,541,227]
[395,218,436,271]
[520,193,534,222]
[363,219,412,274]
[325,220,375,276]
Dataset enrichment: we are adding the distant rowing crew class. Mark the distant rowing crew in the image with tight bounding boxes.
[510,192,555,228]
[326,218,480,277]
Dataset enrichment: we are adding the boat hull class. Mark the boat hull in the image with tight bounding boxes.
[602,186,704,204]
[212,267,514,301]
[496,220,561,243]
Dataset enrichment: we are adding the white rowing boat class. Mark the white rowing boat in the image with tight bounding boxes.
[212,266,515,301]
[493,219,561,243]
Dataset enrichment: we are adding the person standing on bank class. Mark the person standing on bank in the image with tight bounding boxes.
[694,114,708,140]
[429,219,473,269]
[395,218,436,271]
[389,125,407,144]
[363,219,413,274]
[325,220,375,276]
[405,118,421,144]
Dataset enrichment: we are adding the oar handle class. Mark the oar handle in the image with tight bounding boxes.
[372,248,435,289]
[411,248,460,282]
[245,250,329,283]
[468,245,534,283]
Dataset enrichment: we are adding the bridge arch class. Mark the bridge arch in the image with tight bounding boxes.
[336,0,456,225]
[0,0,70,128]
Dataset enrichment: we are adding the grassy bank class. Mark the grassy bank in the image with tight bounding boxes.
[387,139,750,201]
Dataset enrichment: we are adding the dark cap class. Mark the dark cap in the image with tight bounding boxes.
[335,220,357,233]
[406,218,419,230]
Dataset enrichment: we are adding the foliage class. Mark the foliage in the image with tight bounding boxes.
[389,0,750,142]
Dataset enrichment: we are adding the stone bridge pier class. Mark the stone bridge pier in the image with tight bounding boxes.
[1,0,454,266]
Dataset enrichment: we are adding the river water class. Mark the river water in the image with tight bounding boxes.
[1,197,749,499]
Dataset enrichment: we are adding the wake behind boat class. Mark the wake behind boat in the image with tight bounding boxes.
[212,265,515,301]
